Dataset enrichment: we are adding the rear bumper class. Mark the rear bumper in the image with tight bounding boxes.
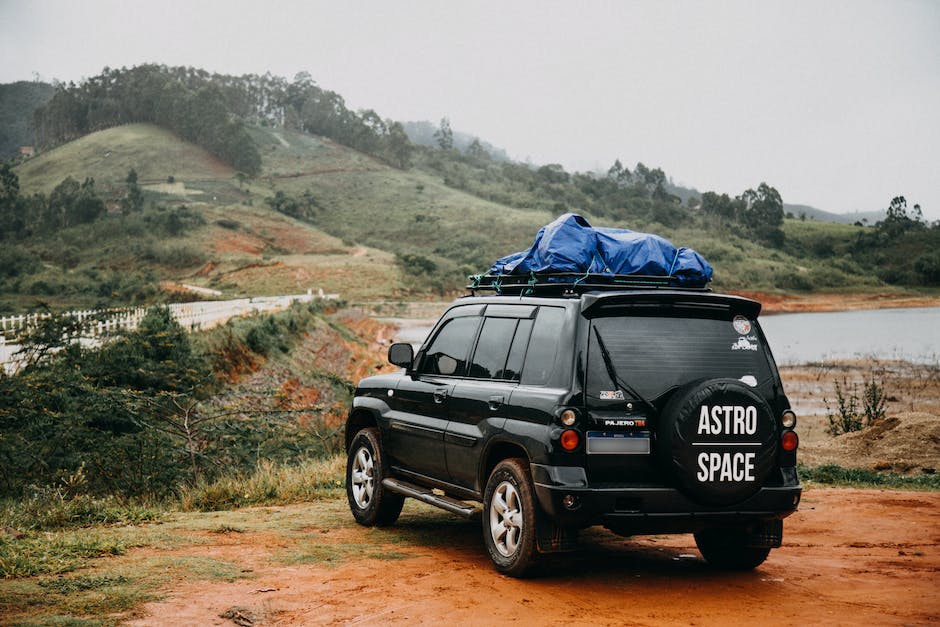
[531,463,802,532]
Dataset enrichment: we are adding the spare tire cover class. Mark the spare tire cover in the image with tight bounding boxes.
[658,379,778,506]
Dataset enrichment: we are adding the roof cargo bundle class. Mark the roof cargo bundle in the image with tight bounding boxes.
[469,213,713,295]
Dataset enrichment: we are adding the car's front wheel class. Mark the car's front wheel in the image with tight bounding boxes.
[694,527,771,570]
[482,458,539,577]
[346,427,404,526]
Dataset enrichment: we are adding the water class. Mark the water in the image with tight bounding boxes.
[391,307,940,366]
[759,307,940,365]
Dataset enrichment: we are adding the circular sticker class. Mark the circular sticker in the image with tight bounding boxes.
[732,315,751,335]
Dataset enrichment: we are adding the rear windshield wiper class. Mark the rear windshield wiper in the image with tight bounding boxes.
[592,326,658,416]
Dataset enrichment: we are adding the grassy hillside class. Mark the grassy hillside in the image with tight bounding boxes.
[248,125,922,295]
[15,124,235,193]
[6,125,403,311]
[7,122,934,313]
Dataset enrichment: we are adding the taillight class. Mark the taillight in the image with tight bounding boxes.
[560,429,580,451]
[781,430,799,452]
[781,410,797,429]
[560,409,578,426]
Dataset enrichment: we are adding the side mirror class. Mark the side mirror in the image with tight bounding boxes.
[388,342,414,369]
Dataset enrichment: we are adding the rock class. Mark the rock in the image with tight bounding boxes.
[219,606,255,626]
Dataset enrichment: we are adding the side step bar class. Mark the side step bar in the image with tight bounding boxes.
[382,478,478,519]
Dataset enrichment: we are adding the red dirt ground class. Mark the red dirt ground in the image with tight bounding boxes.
[129,488,940,626]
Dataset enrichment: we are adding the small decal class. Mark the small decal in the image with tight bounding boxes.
[599,390,625,401]
[732,315,752,335]
[739,375,757,387]
[731,337,758,351]
[603,418,647,428]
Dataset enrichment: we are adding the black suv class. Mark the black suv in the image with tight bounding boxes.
[345,287,800,576]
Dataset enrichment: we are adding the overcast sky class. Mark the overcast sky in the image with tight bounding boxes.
[2,0,938,218]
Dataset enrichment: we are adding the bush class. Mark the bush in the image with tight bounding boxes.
[215,218,241,230]
[136,240,207,268]
[0,308,210,498]
[0,245,41,278]
[825,374,888,435]
[0,301,343,504]
[775,269,813,291]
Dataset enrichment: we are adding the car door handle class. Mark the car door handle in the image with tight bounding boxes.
[488,395,504,411]
[433,389,448,404]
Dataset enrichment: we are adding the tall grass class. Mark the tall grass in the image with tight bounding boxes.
[799,464,940,490]
[0,533,130,578]
[178,456,346,511]
[0,494,161,533]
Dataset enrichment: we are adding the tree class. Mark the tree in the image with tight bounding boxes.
[607,159,630,184]
[467,137,489,161]
[72,177,105,224]
[537,163,569,184]
[433,117,454,151]
[0,163,23,235]
[877,195,924,239]
[385,121,414,168]
[701,191,740,221]
[122,168,144,214]
[738,183,784,246]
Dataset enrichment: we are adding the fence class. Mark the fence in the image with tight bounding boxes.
[0,289,338,374]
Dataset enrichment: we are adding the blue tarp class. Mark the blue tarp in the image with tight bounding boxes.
[487,213,713,287]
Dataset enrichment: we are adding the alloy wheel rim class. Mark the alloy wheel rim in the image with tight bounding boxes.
[351,447,374,509]
[489,480,523,557]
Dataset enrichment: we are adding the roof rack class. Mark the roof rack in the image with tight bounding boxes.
[466,273,711,296]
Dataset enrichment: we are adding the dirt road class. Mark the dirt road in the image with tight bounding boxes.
[128,487,940,626]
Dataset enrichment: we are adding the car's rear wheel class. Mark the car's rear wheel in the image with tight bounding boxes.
[346,427,404,526]
[694,527,771,570]
[483,458,539,577]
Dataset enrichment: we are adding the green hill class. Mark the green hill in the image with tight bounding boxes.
[5,116,938,314]
[3,124,406,311]
[15,124,235,193]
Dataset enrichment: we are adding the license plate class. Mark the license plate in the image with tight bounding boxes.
[586,431,651,455]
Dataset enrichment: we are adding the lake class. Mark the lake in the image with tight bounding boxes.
[759,306,940,365]
[390,307,940,366]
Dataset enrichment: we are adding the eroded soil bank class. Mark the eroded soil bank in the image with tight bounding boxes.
[730,290,940,314]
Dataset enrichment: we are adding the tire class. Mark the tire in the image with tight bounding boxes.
[658,379,778,506]
[346,427,405,527]
[482,458,539,577]
[695,527,771,570]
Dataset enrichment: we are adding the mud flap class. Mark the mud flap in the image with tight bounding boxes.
[536,509,578,553]
[746,519,783,548]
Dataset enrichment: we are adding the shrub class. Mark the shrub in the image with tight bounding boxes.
[825,374,888,435]
[215,218,241,230]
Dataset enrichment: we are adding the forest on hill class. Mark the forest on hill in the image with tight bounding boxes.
[1,64,937,312]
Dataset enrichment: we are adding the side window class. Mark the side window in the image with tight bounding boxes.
[468,317,518,379]
[420,316,480,376]
[521,307,566,385]
[502,318,533,381]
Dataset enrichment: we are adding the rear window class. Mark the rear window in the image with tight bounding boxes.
[468,317,518,379]
[521,307,566,385]
[587,312,775,403]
